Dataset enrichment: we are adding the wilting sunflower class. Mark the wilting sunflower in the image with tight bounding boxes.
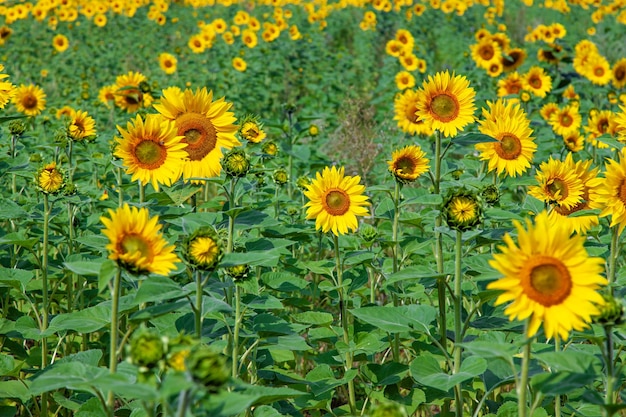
[528,155,585,208]
[522,66,552,98]
[612,58,626,89]
[68,110,97,141]
[52,34,69,52]
[475,99,536,177]
[114,114,187,191]
[100,204,180,276]
[36,161,65,194]
[487,211,607,340]
[590,155,626,236]
[13,84,46,116]
[501,48,527,72]
[387,145,430,183]
[304,166,370,236]
[393,89,434,136]
[158,52,177,75]
[153,87,240,182]
[0,65,15,109]
[113,71,152,113]
[549,104,582,137]
[415,71,476,138]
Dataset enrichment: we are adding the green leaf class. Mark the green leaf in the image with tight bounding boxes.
[75,397,108,417]
[410,355,487,392]
[63,260,105,276]
[0,233,38,249]
[453,132,498,146]
[254,405,284,417]
[221,251,281,267]
[593,134,625,150]
[350,305,436,334]
[0,197,27,220]
[361,362,408,386]
[534,349,601,374]
[0,380,30,403]
[0,268,33,293]
[261,272,309,292]
[292,311,334,326]
[531,371,592,396]
[299,260,335,276]
[98,259,117,294]
[49,304,111,333]
[133,275,189,304]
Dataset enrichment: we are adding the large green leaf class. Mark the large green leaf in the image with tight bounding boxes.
[350,305,436,334]
[133,275,189,304]
[0,268,33,293]
[410,354,487,392]
[0,380,30,403]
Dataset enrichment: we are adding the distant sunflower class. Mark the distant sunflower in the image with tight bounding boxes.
[612,58,626,89]
[185,227,223,270]
[528,154,584,208]
[13,84,46,116]
[590,155,626,235]
[539,102,559,122]
[400,54,419,71]
[584,109,616,149]
[475,99,536,177]
[304,166,370,236]
[232,57,247,72]
[562,84,579,101]
[563,131,585,152]
[68,110,97,141]
[415,71,476,138]
[501,48,526,72]
[395,71,415,90]
[239,118,266,143]
[616,106,626,143]
[241,29,258,48]
[36,161,65,194]
[387,145,430,183]
[549,104,582,137]
[470,38,501,69]
[0,65,16,109]
[100,204,180,276]
[522,66,552,98]
[393,89,434,136]
[497,72,523,97]
[159,52,177,75]
[52,33,69,52]
[98,84,117,108]
[488,211,607,341]
[114,114,187,191]
[113,71,152,113]
[153,87,240,182]
[585,54,612,86]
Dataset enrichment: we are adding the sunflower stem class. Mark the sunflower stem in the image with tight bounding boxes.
[274,185,280,219]
[554,338,561,417]
[107,266,122,411]
[333,234,357,415]
[608,226,619,294]
[518,325,532,417]
[232,283,242,379]
[41,193,51,417]
[604,324,615,415]
[453,230,464,417]
[116,167,124,208]
[433,130,447,349]
[391,180,401,361]
[66,201,75,312]
[195,270,203,339]
[227,178,237,254]
[139,182,145,204]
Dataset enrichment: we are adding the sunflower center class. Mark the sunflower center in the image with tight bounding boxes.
[119,233,153,261]
[430,93,459,122]
[134,140,167,169]
[529,75,542,89]
[619,180,626,204]
[176,112,217,161]
[616,67,626,81]
[494,134,522,160]
[525,256,572,306]
[395,156,416,174]
[324,189,350,216]
[546,178,568,200]
[594,66,605,77]
[123,89,141,105]
[479,44,495,60]
[23,95,37,109]
[560,114,573,127]
[554,199,587,216]
[598,119,609,134]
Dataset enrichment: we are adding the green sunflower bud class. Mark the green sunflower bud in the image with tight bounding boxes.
[186,345,229,390]
[223,148,250,178]
[443,188,483,232]
[185,227,223,271]
[273,168,289,186]
[296,175,312,191]
[8,120,25,136]
[129,328,166,369]
[261,140,279,157]
[359,223,378,242]
[481,184,500,206]
[594,294,624,326]
[226,263,250,282]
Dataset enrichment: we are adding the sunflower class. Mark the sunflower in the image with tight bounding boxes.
[395,71,415,90]
[539,102,559,122]
[488,211,607,340]
[475,99,536,177]
[36,161,65,194]
[303,166,370,236]
[585,54,612,85]
[443,189,482,231]
[562,84,579,101]
[590,155,626,236]
[616,106,626,143]
[98,84,116,108]
[612,58,626,89]
[549,104,582,137]
[241,29,258,48]
[153,87,240,182]
[100,204,180,276]
[114,114,187,191]
[13,84,46,116]
[113,71,152,113]
[501,48,526,72]
[522,66,552,98]
[563,131,585,152]
[52,33,69,52]
[185,227,223,270]
[497,71,523,97]
[400,54,419,71]
[528,154,585,208]
[387,145,430,183]
[393,89,434,136]
[239,118,266,143]
[395,28,415,50]
[470,38,501,69]
[584,109,616,149]
[415,71,476,138]
[232,57,247,72]
[159,53,177,75]
[0,65,16,109]
[68,110,97,141]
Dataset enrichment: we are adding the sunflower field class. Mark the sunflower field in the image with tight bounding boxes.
[1,0,626,415]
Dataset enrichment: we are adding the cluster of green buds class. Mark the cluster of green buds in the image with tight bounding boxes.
[8,120,25,137]
[185,227,224,271]
[359,223,379,244]
[223,148,250,178]
[442,188,483,232]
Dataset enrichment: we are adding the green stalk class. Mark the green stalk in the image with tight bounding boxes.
[453,230,463,417]
[518,325,532,417]
[333,234,357,415]
[107,266,123,412]
[67,201,75,312]
[41,193,51,417]
[604,324,615,416]
[391,180,401,361]
[232,283,242,378]
[117,167,124,208]
[433,131,447,348]
[176,390,190,417]
[227,178,237,254]
[555,338,561,417]
[274,185,280,219]
[139,182,145,204]
[607,226,619,294]
[195,270,203,339]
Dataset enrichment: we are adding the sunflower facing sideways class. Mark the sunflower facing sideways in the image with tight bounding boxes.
[114,114,187,191]
[68,110,97,141]
[387,145,430,183]
[393,89,434,136]
[415,71,476,138]
[304,166,370,236]
[590,154,626,236]
[0,65,15,109]
[488,211,607,341]
[528,154,584,209]
[154,87,240,182]
[100,204,180,276]
[475,99,537,177]
[12,84,46,116]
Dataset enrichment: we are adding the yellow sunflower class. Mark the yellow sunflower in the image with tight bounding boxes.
[52,33,69,52]
[616,105,626,143]
[539,102,559,122]
[501,48,526,72]
[98,84,117,108]
[13,84,46,116]
[487,211,607,341]
[528,154,585,209]
[563,131,585,152]
[113,71,152,113]
[114,114,187,191]
[590,154,626,236]
[549,104,582,137]
[497,71,523,97]
[415,71,476,138]
[185,227,223,270]
[0,65,16,109]
[303,166,370,236]
[36,161,65,194]
[612,58,626,89]
[475,99,536,177]
[522,66,552,98]
[584,54,612,86]
[100,204,180,276]
[232,57,247,72]
[393,89,434,136]
[470,38,502,69]
[395,71,416,90]
[153,87,240,182]
[159,52,177,75]
[68,110,97,141]
[584,109,616,149]
[239,119,266,143]
[387,145,430,183]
